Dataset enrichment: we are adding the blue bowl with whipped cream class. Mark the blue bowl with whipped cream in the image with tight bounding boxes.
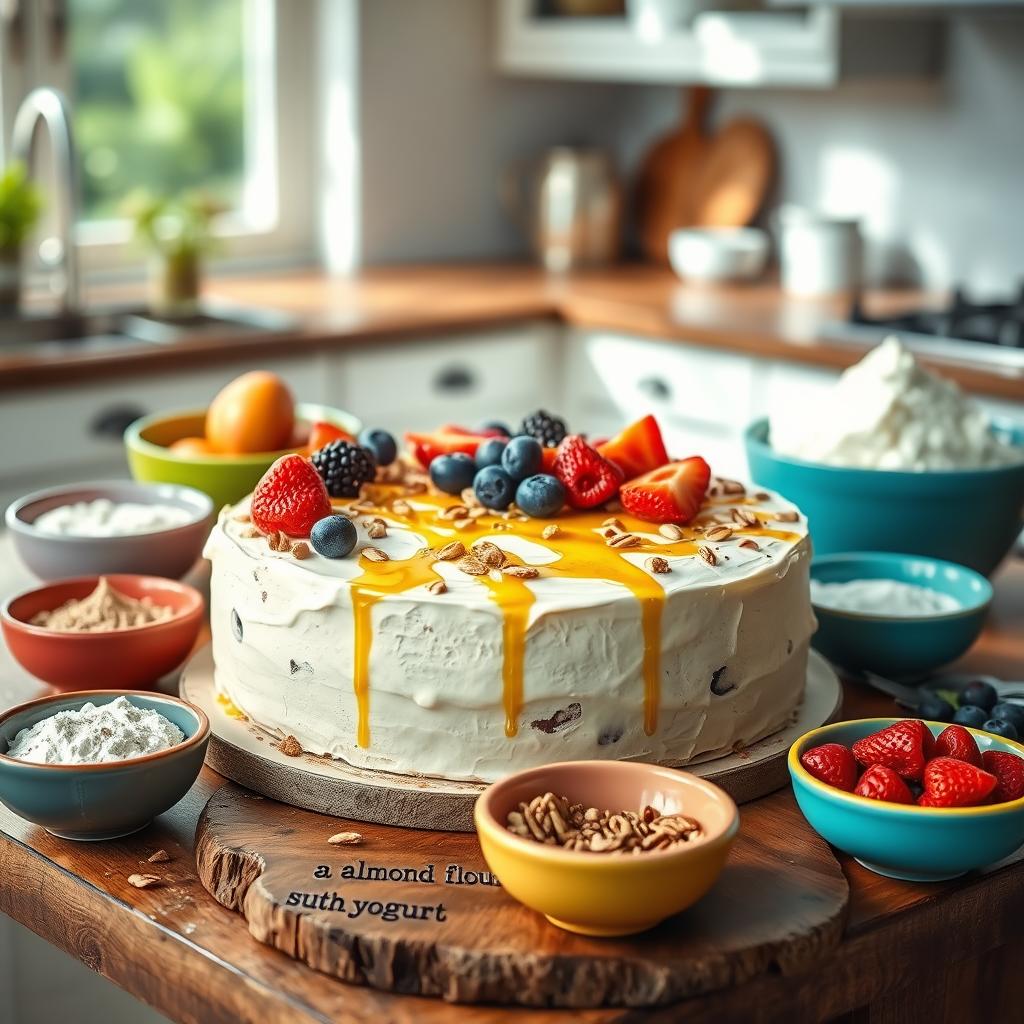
[809,552,993,678]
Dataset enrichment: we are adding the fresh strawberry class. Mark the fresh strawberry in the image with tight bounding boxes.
[982,750,1024,803]
[597,415,669,481]
[920,756,997,807]
[854,765,914,805]
[801,743,858,792]
[307,420,354,452]
[933,725,982,767]
[251,454,331,538]
[619,457,711,525]
[405,427,485,468]
[851,720,931,782]
[552,435,623,509]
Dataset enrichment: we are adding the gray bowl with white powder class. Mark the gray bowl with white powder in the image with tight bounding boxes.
[0,690,209,840]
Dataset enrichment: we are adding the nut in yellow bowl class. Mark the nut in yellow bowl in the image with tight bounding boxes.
[474,760,738,936]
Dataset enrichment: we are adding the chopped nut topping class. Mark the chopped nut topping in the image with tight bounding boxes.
[361,546,390,562]
[437,541,466,561]
[278,735,303,757]
[147,850,171,864]
[658,523,684,541]
[232,513,251,523]
[731,507,760,528]
[698,545,718,567]
[468,507,487,518]
[754,491,770,501]
[367,520,388,540]
[327,831,363,846]
[646,556,671,574]
[704,525,733,542]
[541,524,560,540]
[291,541,311,560]
[472,540,506,568]
[427,579,447,595]
[461,487,481,507]
[391,499,412,517]
[128,873,162,889]
[240,526,261,539]
[717,479,746,496]
[773,510,800,522]
[453,518,474,530]
[456,555,489,576]
[503,565,539,579]
[739,538,760,551]
[440,504,469,521]
[606,532,640,549]
[404,480,427,495]
[602,516,625,531]
[505,792,702,854]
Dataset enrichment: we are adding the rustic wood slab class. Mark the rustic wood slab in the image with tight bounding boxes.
[195,780,849,1008]
[182,646,841,829]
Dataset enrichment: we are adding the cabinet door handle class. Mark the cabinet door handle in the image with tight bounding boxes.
[637,376,672,402]
[433,366,476,393]
[90,404,147,440]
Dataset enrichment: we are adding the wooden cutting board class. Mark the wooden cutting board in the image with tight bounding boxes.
[637,87,775,264]
[195,781,849,1008]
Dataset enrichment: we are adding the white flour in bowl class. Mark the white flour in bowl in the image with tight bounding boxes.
[5,695,185,764]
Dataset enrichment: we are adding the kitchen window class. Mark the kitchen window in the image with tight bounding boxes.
[0,0,317,273]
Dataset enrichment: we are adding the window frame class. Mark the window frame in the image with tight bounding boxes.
[1,0,319,276]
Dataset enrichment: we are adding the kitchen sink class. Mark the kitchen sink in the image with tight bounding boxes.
[0,304,297,357]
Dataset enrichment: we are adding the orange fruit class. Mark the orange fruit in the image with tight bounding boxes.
[170,436,221,457]
[205,371,295,454]
[307,420,355,452]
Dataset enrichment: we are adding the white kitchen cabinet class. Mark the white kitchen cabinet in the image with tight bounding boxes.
[329,323,561,434]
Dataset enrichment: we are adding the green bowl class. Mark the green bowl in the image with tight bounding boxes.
[125,402,361,510]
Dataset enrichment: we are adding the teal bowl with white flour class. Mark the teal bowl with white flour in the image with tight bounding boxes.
[0,690,209,840]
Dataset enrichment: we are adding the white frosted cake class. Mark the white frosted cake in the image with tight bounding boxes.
[204,482,815,783]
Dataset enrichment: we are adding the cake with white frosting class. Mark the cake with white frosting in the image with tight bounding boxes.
[203,479,815,783]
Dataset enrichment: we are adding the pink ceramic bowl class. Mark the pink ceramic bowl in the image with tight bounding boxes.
[1,575,204,692]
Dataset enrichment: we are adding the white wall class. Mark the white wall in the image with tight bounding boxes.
[358,4,1024,294]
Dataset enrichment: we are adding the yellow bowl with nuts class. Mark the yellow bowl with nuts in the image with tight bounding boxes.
[474,760,738,936]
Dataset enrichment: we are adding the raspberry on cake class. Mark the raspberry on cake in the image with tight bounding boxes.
[204,412,815,783]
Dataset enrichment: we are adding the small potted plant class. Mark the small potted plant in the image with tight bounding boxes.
[125,190,225,318]
[0,162,43,312]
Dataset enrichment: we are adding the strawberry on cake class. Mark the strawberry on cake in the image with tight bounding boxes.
[203,411,816,783]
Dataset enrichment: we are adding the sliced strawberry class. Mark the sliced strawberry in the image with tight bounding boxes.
[405,427,485,469]
[801,743,858,792]
[851,720,931,782]
[308,420,355,452]
[933,725,982,767]
[251,454,331,538]
[854,765,914,805]
[597,415,669,481]
[552,435,622,510]
[920,756,997,807]
[982,750,1024,803]
[619,456,710,525]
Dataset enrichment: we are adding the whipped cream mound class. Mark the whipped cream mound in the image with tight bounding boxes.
[6,696,184,764]
[770,336,1021,470]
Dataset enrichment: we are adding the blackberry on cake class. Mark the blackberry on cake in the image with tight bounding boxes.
[520,409,568,447]
[312,440,377,498]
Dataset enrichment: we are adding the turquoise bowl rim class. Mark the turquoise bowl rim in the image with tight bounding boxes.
[124,401,362,465]
[789,717,1024,819]
[744,416,1024,481]
[0,689,209,771]
[809,551,994,625]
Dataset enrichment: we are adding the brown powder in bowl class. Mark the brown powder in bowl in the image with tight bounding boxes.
[31,577,175,633]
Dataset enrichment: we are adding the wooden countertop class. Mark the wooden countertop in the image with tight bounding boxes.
[2,264,1022,401]
[2,558,1024,1022]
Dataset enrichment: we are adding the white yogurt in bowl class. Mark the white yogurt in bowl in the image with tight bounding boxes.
[34,498,193,538]
[810,578,961,618]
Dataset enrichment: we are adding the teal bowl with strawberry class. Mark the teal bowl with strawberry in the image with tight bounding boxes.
[789,719,1024,882]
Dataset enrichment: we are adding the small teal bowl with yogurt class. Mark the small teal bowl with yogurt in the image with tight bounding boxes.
[0,690,209,841]
[744,418,1024,576]
[809,552,993,679]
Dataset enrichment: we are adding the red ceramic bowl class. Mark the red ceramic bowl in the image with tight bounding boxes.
[1,575,204,692]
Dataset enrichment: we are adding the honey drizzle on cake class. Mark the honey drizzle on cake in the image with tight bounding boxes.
[345,489,798,749]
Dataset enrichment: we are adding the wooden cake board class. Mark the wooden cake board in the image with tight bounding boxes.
[181,645,840,831]
[195,780,849,1008]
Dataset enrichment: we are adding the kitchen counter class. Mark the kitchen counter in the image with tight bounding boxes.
[1,555,1024,1023]
[2,264,1021,401]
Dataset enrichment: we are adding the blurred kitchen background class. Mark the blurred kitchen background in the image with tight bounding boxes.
[1,1,1022,1021]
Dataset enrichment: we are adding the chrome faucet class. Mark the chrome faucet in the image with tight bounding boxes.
[10,87,81,315]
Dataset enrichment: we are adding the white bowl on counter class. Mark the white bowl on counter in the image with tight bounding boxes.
[668,227,769,283]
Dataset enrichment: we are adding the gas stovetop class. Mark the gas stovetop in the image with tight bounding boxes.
[827,287,1024,372]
